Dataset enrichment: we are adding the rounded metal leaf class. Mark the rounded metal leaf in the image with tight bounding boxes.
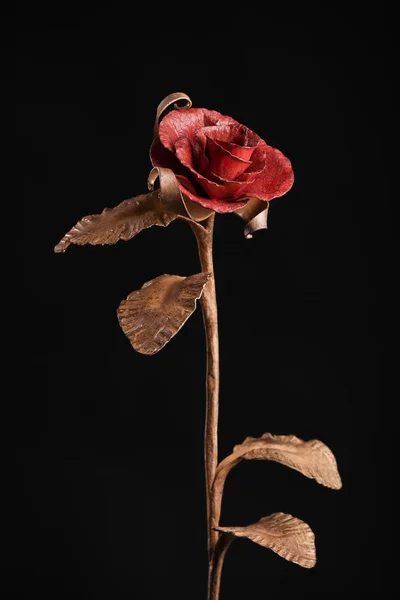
[117,273,211,355]
[233,433,342,490]
[216,512,316,569]
[54,191,176,253]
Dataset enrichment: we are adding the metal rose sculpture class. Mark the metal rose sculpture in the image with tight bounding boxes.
[55,93,342,599]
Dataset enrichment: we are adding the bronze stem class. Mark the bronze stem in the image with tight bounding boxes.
[208,534,234,600]
[190,215,221,596]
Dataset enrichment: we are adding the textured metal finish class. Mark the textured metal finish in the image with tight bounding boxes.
[148,165,213,222]
[212,433,342,537]
[190,215,220,560]
[151,102,294,214]
[208,533,234,600]
[54,191,176,253]
[153,91,192,137]
[55,92,342,600]
[235,197,270,238]
[216,513,316,569]
[117,273,210,355]
[234,433,342,489]
[212,433,342,540]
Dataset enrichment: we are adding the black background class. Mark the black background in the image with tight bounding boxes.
[9,5,396,598]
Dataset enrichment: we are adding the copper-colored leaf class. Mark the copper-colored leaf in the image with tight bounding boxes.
[212,433,341,528]
[54,191,177,253]
[233,433,342,490]
[216,512,316,569]
[215,432,341,494]
[117,273,211,355]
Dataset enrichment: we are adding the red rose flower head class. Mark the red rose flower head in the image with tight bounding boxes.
[151,106,294,215]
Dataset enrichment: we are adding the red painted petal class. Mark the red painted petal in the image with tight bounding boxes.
[159,108,237,152]
[237,143,267,181]
[199,176,249,200]
[204,123,260,160]
[174,137,249,200]
[176,174,201,196]
[205,137,252,181]
[172,135,209,173]
[214,138,256,161]
[246,144,294,201]
[176,175,248,213]
[174,137,195,169]
[150,137,188,176]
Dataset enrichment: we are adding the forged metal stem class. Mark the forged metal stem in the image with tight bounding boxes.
[190,215,220,595]
[208,534,234,600]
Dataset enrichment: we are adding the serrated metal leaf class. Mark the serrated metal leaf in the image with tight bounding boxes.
[117,273,211,355]
[54,191,177,252]
[216,512,316,568]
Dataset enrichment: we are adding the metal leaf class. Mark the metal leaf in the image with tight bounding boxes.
[117,273,211,355]
[215,432,341,496]
[212,433,341,529]
[54,191,177,253]
[233,433,342,489]
[216,512,316,569]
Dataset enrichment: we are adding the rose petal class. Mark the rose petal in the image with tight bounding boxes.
[246,144,294,201]
[190,129,209,171]
[174,173,200,196]
[204,123,260,147]
[213,137,255,161]
[151,139,215,213]
[175,137,195,169]
[174,137,250,200]
[235,143,267,182]
[205,137,252,181]
[150,137,189,177]
[176,175,248,214]
[204,123,260,160]
[199,177,250,200]
[159,108,237,152]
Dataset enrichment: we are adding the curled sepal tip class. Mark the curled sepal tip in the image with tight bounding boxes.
[117,272,211,355]
[215,512,316,569]
[54,191,177,253]
[234,198,270,239]
[148,166,213,223]
[154,92,192,137]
